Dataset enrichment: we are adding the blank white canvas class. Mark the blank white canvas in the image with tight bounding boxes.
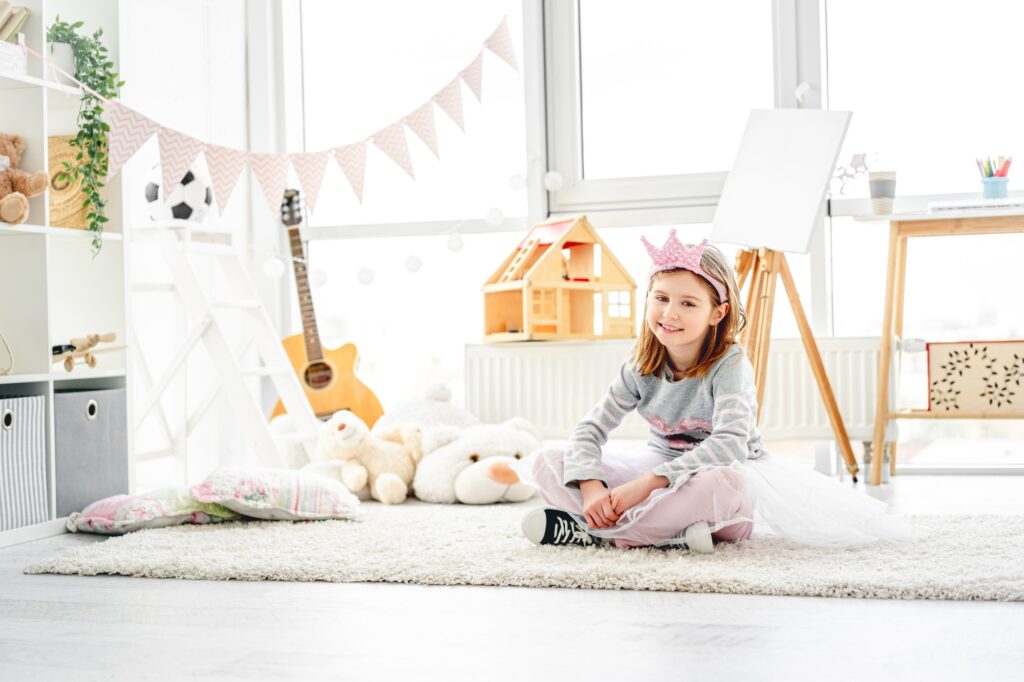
[711,109,851,254]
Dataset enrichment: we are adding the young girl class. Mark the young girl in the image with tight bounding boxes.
[518,231,914,552]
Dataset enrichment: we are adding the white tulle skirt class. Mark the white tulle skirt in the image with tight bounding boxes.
[515,445,917,548]
[734,454,917,546]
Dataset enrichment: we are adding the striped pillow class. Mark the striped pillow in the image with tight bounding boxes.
[67,487,239,535]
[189,467,361,521]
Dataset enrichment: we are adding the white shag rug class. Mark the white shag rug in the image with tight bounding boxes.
[24,502,1024,601]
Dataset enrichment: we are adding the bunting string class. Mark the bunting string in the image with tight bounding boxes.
[24,17,518,218]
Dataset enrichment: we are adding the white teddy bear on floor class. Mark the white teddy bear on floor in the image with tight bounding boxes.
[302,410,420,505]
[412,418,542,504]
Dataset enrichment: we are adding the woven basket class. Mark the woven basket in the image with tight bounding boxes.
[48,136,87,229]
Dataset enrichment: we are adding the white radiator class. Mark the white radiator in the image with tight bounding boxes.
[465,337,886,442]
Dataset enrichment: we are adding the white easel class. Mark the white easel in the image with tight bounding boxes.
[712,109,860,481]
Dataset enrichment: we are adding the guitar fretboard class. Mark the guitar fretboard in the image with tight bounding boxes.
[287,225,323,362]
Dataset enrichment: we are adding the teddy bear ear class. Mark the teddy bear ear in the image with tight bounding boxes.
[421,425,461,454]
[502,417,541,440]
[12,135,25,156]
[422,383,452,403]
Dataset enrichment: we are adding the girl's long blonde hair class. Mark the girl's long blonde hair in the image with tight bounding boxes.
[631,243,746,379]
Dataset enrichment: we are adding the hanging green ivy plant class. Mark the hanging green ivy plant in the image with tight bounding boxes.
[46,17,124,254]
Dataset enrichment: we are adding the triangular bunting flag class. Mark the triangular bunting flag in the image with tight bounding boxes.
[332,143,367,203]
[105,101,158,178]
[158,128,204,194]
[372,122,415,179]
[203,144,247,216]
[434,78,465,132]
[405,103,439,159]
[484,17,519,72]
[290,151,329,216]
[460,51,483,102]
[248,153,292,218]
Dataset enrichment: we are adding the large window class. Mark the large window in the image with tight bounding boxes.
[578,0,774,180]
[299,0,527,228]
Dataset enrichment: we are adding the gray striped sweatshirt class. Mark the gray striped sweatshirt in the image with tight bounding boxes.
[563,343,764,487]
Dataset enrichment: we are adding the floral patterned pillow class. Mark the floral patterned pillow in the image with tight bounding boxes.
[189,467,361,521]
[67,487,240,535]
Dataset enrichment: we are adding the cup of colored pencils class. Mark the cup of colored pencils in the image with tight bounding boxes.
[978,156,1012,199]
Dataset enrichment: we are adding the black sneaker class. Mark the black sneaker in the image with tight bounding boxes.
[521,508,600,547]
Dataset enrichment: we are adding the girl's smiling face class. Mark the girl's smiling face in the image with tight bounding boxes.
[646,269,729,369]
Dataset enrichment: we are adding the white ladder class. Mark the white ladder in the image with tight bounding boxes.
[131,226,319,473]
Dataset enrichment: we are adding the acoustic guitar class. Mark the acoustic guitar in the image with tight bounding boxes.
[270,189,384,426]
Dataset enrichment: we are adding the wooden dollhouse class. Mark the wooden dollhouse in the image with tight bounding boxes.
[482,215,637,342]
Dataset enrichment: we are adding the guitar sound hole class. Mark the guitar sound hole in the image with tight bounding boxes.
[304,362,334,389]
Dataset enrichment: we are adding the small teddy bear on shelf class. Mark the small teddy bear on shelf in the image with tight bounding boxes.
[0,132,48,225]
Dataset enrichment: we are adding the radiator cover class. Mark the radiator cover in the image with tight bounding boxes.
[465,338,885,442]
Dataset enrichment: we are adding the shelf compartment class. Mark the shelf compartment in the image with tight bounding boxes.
[0,233,50,374]
[46,236,126,375]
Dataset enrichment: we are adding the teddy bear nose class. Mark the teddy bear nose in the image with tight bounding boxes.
[337,423,347,432]
[488,461,520,485]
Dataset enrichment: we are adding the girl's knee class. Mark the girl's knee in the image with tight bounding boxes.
[531,446,566,481]
[691,467,752,517]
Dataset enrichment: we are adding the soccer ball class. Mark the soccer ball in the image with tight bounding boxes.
[144,165,214,222]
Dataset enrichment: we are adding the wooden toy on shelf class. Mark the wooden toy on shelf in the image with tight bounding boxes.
[482,215,637,342]
[52,332,123,372]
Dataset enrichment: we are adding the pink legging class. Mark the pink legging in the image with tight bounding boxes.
[531,446,755,548]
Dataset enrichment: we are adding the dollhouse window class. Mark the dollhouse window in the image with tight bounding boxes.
[533,289,555,318]
[608,290,630,318]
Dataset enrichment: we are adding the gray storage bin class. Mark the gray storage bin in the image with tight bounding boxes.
[54,387,128,518]
[0,395,48,531]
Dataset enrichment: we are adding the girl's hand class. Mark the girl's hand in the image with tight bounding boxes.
[609,473,669,516]
[579,480,619,529]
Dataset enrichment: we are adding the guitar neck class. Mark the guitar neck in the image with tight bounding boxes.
[286,225,323,362]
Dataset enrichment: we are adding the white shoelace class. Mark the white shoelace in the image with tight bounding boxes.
[553,516,593,545]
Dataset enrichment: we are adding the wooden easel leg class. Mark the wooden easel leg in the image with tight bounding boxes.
[745,253,768,401]
[752,251,779,420]
[740,251,765,357]
[735,249,755,291]
[872,223,903,485]
[777,254,860,481]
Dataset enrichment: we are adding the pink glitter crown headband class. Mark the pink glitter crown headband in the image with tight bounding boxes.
[640,231,728,303]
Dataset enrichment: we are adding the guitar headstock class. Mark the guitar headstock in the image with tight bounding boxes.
[280,189,303,227]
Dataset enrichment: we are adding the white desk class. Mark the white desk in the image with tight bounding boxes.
[854,209,1024,485]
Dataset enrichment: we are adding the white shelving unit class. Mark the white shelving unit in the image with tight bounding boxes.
[0,0,127,547]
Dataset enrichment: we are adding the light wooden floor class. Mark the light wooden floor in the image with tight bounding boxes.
[2,475,1024,682]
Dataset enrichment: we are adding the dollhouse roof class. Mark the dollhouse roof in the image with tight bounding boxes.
[485,214,635,287]
[522,218,584,248]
